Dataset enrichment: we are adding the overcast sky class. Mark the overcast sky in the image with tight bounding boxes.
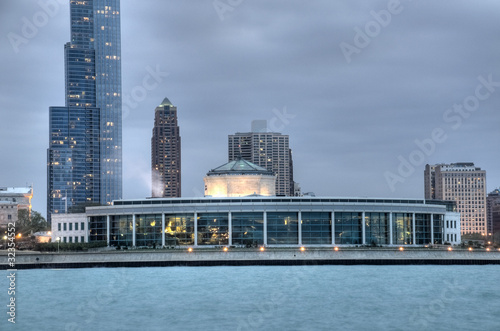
[1,0,499,217]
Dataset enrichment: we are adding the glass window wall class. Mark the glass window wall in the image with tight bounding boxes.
[110,215,133,247]
[135,214,162,247]
[197,213,229,245]
[365,212,389,245]
[165,214,195,245]
[301,212,331,245]
[231,212,264,246]
[393,213,413,245]
[335,212,362,244]
[415,214,431,245]
[267,212,298,245]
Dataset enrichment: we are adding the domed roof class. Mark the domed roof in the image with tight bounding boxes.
[207,158,274,176]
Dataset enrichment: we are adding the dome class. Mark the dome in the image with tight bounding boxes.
[207,158,274,176]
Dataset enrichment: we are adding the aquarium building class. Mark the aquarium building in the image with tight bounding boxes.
[86,197,460,247]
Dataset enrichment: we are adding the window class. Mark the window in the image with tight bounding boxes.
[58,223,61,231]
[335,212,362,245]
[232,213,264,246]
[302,212,332,245]
[69,223,73,231]
[81,222,85,231]
[63,237,67,243]
[63,223,67,231]
[81,236,84,243]
[75,237,79,243]
[75,223,79,231]
[8,214,11,220]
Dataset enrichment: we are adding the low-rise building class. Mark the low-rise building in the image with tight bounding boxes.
[50,213,88,244]
[0,202,18,227]
[0,186,33,214]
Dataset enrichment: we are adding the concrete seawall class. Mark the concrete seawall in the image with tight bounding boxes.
[2,248,500,269]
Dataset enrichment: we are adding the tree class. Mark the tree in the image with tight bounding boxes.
[17,210,49,236]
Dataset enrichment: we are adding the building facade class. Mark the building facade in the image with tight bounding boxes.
[151,98,181,198]
[48,0,122,222]
[51,213,88,244]
[425,163,487,235]
[0,187,33,213]
[228,121,294,196]
[86,197,457,247]
[204,158,276,197]
[487,189,500,240]
[0,203,18,227]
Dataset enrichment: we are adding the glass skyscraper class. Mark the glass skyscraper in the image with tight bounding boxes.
[48,0,122,223]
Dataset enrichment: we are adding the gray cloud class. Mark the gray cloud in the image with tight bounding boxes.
[1,0,499,217]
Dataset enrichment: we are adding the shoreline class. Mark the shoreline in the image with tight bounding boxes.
[1,248,500,269]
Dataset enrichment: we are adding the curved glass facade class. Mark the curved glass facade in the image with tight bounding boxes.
[87,197,456,247]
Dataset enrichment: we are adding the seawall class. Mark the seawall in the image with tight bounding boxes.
[1,248,500,269]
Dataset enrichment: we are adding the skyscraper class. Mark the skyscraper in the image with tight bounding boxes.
[424,163,487,235]
[486,189,500,241]
[228,121,294,196]
[151,98,181,198]
[47,0,122,222]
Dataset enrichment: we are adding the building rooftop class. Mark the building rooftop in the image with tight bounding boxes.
[0,187,32,195]
[159,97,173,107]
[207,158,274,176]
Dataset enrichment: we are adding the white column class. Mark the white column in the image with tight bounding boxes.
[389,213,393,245]
[228,212,232,246]
[331,211,335,245]
[298,211,302,245]
[430,214,434,245]
[106,215,110,246]
[162,213,166,247]
[194,212,198,246]
[263,212,267,246]
[132,214,136,247]
[412,213,416,246]
[362,212,366,245]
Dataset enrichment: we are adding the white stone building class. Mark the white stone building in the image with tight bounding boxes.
[51,213,88,243]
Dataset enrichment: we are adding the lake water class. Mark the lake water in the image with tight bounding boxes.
[1,265,500,330]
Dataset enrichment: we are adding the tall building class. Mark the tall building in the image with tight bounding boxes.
[424,163,487,235]
[228,121,294,196]
[151,98,181,198]
[47,0,122,222]
[487,189,500,240]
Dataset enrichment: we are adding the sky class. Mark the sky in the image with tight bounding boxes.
[1,0,499,218]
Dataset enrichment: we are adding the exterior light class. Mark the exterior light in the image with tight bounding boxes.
[17,234,22,238]
[447,247,452,251]
[259,247,265,252]
[223,247,228,252]
[300,247,305,252]
[468,247,473,251]
[486,248,491,252]
[399,247,404,251]
[2,236,6,240]
[334,247,339,251]
[187,248,193,252]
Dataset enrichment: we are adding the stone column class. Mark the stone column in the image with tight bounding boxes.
[263,211,267,246]
[132,214,136,247]
[298,211,302,246]
[162,213,166,247]
[389,213,393,245]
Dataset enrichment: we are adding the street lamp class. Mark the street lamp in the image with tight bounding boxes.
[56,237,60,253]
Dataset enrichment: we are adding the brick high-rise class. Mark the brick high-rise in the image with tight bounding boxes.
[151,98,181,198]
